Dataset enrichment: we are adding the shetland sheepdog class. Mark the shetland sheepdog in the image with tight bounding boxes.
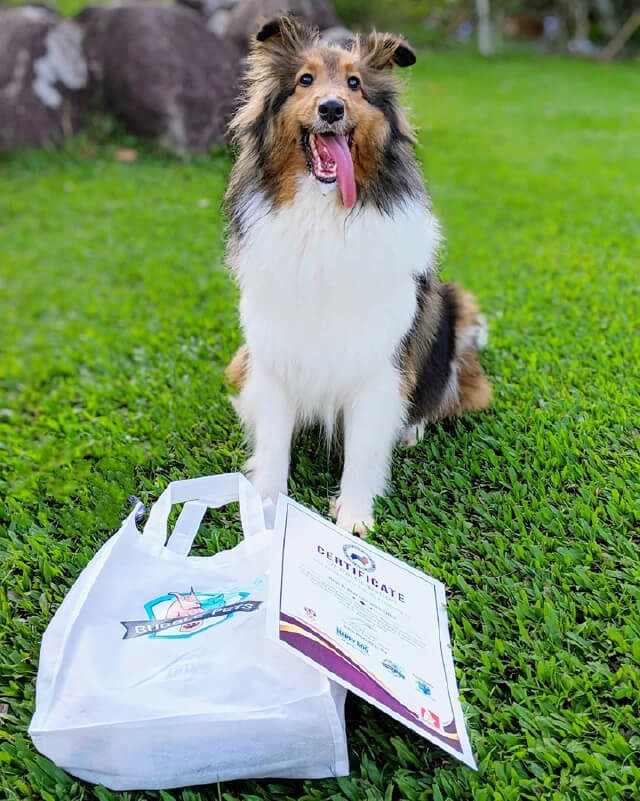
[224,15,491,535]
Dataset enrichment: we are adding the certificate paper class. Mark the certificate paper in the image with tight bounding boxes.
[268,496,477,769]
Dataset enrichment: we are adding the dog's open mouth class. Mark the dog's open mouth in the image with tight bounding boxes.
[303,132,356,209]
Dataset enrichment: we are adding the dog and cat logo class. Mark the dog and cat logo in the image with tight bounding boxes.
[342,543,376,572]
[120,587,261,640]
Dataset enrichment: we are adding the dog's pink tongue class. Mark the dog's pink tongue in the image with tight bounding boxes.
[316,134,356,209]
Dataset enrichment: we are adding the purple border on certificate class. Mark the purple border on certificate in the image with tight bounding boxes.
[279,612,463,751]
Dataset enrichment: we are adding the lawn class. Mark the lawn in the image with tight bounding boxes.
[1,50,639,801]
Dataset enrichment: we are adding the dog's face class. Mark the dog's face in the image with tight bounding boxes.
[229,15,418,211]
[292,49,366,208]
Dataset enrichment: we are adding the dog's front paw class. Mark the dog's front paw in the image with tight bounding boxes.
[246,461,286,504]
[250,477,286,504]
[333,496,374,538]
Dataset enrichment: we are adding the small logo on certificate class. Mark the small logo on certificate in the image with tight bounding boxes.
[382,659,405,679]
[342,544,376,572]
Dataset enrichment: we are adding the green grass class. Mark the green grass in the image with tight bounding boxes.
[1,52,639,801]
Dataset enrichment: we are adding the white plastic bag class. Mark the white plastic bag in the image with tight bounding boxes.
[29,473,349,790]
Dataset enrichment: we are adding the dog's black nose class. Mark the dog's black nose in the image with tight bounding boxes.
[318,99,344,124]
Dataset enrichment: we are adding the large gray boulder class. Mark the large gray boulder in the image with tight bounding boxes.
[0,5,88,150]
[184,0,340,46]
[77,2,242,154]
[176,0,239,37]
[320,25,355,48]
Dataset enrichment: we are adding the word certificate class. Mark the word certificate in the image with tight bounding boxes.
[268,496,477,769]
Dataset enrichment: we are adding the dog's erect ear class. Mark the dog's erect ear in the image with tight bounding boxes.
[254,14,316,49]
[255,17,283,42]
[392,41,417,67]
[361,32,416,70]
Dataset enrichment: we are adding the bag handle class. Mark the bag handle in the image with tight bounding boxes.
[165,501,209,557]
[141,473,266,554]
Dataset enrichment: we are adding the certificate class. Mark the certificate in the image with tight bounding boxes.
[267,495,477,769]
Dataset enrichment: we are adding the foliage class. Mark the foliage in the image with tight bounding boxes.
[1,53,639,801]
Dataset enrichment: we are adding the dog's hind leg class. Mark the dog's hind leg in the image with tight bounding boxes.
[400,280,491,442]
[401,420,425,446]
[443,283,492,417]
[225,344,249,391]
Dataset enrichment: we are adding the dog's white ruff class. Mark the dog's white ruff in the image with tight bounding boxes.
[230,176,441,532]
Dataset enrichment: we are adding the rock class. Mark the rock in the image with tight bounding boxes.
[175,0,240,38]
[77,2,242,155]
[0,5,88,150]
[223,0,340,46]
[320,25,355,48]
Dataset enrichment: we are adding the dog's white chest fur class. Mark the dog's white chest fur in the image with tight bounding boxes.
[231,177,440,421]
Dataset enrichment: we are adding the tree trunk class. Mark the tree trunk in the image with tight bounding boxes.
[593,0,619,38]
[600,10,640,62]
[573,0,589,41]
[476,0,493,56]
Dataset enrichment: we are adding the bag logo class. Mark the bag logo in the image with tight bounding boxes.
[120,588,262,640]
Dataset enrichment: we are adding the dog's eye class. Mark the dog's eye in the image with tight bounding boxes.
[299,73,314,87]
[347,76,360,90]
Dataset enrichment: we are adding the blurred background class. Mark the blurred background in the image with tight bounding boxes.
[0,0,638,155]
